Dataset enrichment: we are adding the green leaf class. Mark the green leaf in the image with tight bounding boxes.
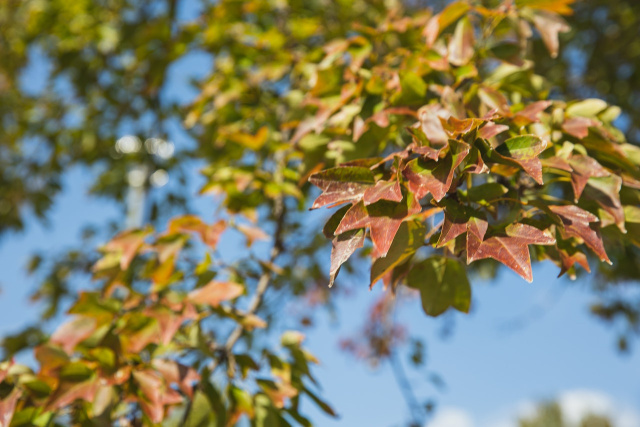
[483,135,548,184]
[59,362,93,382]
[566,99,608,118]
[407,256,471,317]
[465,183,508,203]
[184,391,217,427]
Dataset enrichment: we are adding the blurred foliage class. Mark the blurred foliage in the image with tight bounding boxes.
[519,400,614,427]
[0,0,639,425]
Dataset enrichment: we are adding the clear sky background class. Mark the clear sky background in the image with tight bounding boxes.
[2,2,640,425]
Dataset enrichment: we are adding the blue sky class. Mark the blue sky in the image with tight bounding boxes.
[2,2,640,424]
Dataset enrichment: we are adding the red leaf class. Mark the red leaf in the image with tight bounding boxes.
[568,155,609,201]
[329,229,365,288]
[403,140,470,201]
[188,281,244,307]
[515,100,553,124]
[478,122,509,140]
[152,359,200,398]
[103,228,150,270]
[562,117,599,139]
[548,205,611,263]
[468,223,556,282]
[466,216,488,263]
[46,378,98,411]
[309,166,375,209]
[335,195,421,257]
[0,388,20,427]
[363,179,403,205]
[168,216,227,250]
[557,243,591,278]
[50,316,98,355]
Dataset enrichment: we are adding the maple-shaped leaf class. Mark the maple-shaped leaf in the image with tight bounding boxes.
[568,154,609,201]
[406,256,471,317]
[556,238,591,278]
[334,194,421,257]
[188,281,245,307]
[466,216,489,263]
[548,205,611,263]
[585,175,625,232]
[435,199,478,248]
[403,139,470,201]
[370,220,425,287]
[309,166,375,209]
[329,229,365,288]
[363,179,403,205]
[468,223,556,282]
[481,135,548,184]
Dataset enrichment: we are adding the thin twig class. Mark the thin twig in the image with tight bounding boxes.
[210,153,288,374]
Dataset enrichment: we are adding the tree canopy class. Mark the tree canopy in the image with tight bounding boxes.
[0,0,639,425]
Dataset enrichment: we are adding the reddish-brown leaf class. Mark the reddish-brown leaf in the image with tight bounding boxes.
[466,216,488,263]
[403,140,470,201]
[103,228,150,270]
[548,205,611,263]
[363,179,403,205]
[568,155,609,201]
[46,378,98,412]
[562,117,599,139]
[478,122,509,140]
[515,100,553,124]
[557,242,591,278]
[50,316,98,355]
[335,195,421,257]
[152,359,200,399]
[468,223,556,282]
[0,388,20,427]
[309,166,375,209]
[187,281,244,307]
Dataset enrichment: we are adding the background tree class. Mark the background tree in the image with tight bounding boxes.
[0,0,639,425]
